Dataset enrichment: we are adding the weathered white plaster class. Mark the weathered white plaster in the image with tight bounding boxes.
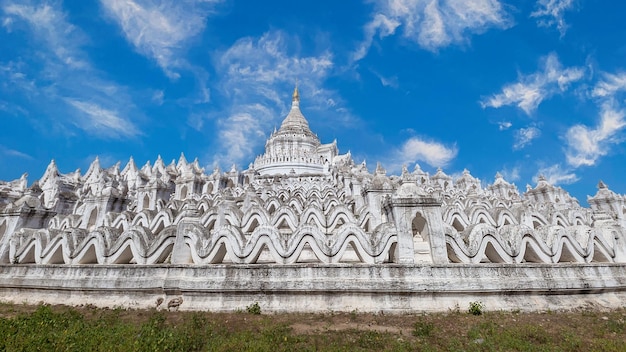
[0,264,625,312]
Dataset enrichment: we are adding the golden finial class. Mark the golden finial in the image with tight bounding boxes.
[292,79,299,102]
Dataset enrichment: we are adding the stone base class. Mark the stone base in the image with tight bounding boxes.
[0,264,625,313]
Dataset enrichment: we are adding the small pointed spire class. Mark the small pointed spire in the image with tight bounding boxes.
[18,173,28,191]
[141,160,152,176]
[177,152,188,168]
[44,159,59,177]
[128,156,137,169]
[375,162,386,175]
[154,155,166,170]
[88,156,101,173]
[192,158,202,173]
[111,161,121,175]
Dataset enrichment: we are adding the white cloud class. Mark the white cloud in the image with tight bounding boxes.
[218,31,333,91]
[152,90,164,105]
[0,1,141,139]
[99,0,222,79]
[66,99,140,138]
[214,106,270,165]
[394,136,458,168]
[2,1,89,69]
[498,165,520,182]
[352,14,400,62]
[534,164,578,185]
[513,126,541,150]
[531,0,575,37]
[0,61,36,96]
[591,72,626,98]
[565,102,626,167]
[481,53,584,114]
[372,70,399,88]
[498,121,512,130]
[0,145,33,160]
[353,0,511,61]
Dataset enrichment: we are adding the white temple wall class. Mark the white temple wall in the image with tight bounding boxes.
[1,263,625,313]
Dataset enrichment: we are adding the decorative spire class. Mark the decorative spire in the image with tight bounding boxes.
[292,81,299,103]
[276,85,314,137]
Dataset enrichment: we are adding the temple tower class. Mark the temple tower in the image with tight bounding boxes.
[253,86,337,175]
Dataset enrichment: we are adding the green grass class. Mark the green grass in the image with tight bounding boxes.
[0,303,624,351]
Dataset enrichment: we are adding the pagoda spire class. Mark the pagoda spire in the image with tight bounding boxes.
[292,80,299,104]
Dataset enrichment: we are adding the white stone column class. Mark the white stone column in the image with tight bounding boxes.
[390,202,415,264]
[418,205,449,264]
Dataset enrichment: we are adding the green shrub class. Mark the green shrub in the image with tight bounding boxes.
[246,302,261,315]
[468,301,485,316]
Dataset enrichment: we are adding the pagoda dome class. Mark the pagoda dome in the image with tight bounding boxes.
[253,86,333,176]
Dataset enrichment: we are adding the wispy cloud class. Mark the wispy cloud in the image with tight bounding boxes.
[0,99,27,116]
[498,165,520,182]
[498,121,512,130]
[352,13,400,62]
[513,126,541,150]
[481,53,584,114]
[151,90,164,105]
[531,0,576,37]
[218,31,333,96]
[66,99,140,138]
[561,69,626,168]
[372,70,399,88]
[591,72,626,98]
[392,136,458,169]
[0,0,142,139]
[0,145,33,160]
[534,164,578,185]
[99,0,222,79]
[212,30,352,166]
[2,1,89,69]
[353,0,511,61]
[565,101,626,167]
[215,107,269,165]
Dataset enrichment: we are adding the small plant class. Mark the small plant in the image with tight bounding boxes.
[413,320,434,337]
[246,302,261,315]
[449,303,461,314]
[468,301,485,316]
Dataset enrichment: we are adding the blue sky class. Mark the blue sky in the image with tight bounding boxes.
[1,0,625,204]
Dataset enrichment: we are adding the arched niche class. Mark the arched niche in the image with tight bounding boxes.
[412,212,429,240]
[411,211,432,263]
[142,194,150,210]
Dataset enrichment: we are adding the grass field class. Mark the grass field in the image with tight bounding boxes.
[0,302,624,351]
